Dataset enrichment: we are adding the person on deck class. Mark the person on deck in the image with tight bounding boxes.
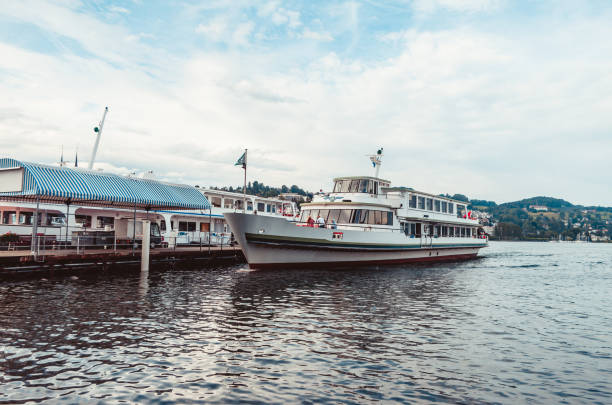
[306,215,315,227]
[330,219,337,229]
[317,215,325,228]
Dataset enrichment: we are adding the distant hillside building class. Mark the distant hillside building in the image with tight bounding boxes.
[529,205,549,211]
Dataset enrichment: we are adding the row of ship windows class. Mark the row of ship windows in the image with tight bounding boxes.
[300,209,394,226]
[408,196,468,217]
[401,223,475,237]
[333,179,380,194]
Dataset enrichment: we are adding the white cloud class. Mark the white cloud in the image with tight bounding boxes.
[232,21,255,46]
[1,1,612,206]
[300,28,333,42]
[108,5,130,14]
[195,17,229,42]
[412,0,504,14]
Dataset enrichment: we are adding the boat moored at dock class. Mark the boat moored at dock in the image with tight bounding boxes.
[226,150,488,269]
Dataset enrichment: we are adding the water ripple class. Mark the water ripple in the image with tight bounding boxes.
[1,242,611,403]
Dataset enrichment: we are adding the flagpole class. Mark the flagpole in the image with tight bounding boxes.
[243,149,247,213]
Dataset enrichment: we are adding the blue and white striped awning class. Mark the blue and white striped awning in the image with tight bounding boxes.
[0,158,210,210]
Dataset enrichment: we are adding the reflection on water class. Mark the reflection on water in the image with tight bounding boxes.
[1,242,611,404]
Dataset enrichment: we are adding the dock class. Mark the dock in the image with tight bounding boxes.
[0,246,245,278]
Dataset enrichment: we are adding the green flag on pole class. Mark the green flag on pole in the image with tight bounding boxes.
[235,150,247,168]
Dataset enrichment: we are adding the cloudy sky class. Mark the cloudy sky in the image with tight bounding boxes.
[1,0,611,206]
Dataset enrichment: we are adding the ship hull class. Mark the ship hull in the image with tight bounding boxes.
[225,213,487,270]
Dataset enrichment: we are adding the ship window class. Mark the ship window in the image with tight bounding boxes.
[410,223,417,236]
[349,180,359,193]
[266,204,271,213]
[257,202,265,211]
[367,210,376,225]
[387,212,393,226]
[359,180,368,193]
[434,200,441,212]
[318,209,329,222]
[418,196,425,209]
[457,205,466,218]
[351,209,362,224]
[461,227,466,237]
[442,201,448,213]
[449,227,454,237]
[333,181,341,193]
[309,209,319,219]
[374,211,382,225]
[338,209,352,224]
[328,209,340,224]
[367,181,375,194]
[188,222,196,232]
[359,210,369,223]
[426,198,433,211]
[448,203,454,214]
[409,195,417,208]
[178,221,187,231]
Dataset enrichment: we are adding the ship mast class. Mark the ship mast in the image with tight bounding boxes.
[88,106,109,170]
[368,148,384,178]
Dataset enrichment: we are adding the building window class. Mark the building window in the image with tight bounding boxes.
[75,215,92,228]
[97,216,114,228]
[210,197,221,208]
[19,212,33,225]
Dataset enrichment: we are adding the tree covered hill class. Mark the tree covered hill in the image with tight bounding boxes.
[471,197,611,241]
[210,181,313,199]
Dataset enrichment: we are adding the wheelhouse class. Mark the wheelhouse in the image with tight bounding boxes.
[332,177,391,195]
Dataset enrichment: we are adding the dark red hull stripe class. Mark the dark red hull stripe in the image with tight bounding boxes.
[245,234,486,252]
[249,253,479,269]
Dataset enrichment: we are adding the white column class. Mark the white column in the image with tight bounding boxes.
[141,220,150,272]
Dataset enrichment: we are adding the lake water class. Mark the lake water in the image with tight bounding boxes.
[1,242,611,404]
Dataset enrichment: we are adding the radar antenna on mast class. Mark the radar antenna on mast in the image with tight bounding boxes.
[367,147,384,178]
[88,106,108,170]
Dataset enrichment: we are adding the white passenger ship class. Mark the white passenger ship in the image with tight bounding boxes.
[225,151,488,269]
